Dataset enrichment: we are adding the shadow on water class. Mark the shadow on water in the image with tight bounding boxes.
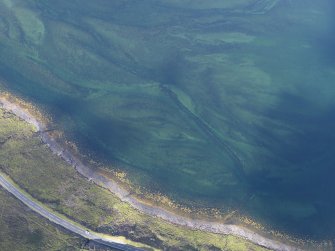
[247,90,335,238]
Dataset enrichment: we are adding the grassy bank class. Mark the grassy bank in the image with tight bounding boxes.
[0,106,271,250]
[0,187,85,251]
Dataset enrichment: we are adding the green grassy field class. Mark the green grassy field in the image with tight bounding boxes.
[0,188,85,251]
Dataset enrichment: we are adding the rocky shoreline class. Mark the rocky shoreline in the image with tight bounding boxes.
[0,96,302,251]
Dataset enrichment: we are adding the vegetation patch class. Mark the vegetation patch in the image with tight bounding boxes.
[0,188,85,251]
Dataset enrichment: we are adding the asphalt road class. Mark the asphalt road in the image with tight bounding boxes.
[0,173,146,251]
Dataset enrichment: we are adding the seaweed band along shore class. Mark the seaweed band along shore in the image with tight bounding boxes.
[0,93,301,251]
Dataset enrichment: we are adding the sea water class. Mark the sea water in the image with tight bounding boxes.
[0,0,334,239]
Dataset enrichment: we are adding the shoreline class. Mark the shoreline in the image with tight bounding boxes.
[0,95,301,251]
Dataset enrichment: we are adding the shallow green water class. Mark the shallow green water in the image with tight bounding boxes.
[1,0,335,239]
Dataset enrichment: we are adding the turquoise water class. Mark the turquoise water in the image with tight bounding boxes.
[0,0,335,239]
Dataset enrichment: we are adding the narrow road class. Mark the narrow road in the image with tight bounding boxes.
[0,173,146,251]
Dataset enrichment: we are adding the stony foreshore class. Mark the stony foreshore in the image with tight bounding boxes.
[0,96,302,251]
